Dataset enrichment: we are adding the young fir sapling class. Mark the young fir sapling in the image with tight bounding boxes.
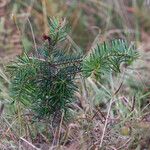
[7,18,138,123]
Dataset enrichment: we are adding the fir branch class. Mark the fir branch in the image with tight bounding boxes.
[82,39,138,78]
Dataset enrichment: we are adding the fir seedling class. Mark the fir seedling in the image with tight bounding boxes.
[7,18,138,124]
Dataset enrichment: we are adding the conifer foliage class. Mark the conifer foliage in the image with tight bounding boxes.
[82,40,138,79]
[7,18,138,121]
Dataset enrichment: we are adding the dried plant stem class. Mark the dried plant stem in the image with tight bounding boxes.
[20,137,40,150]
[51,111,64,149]
[99,98,114,148]
[117,138,131,150]
[56,111,64,147]
[17,101,22,136]
[27,17,37,52]
[42,0,48,34]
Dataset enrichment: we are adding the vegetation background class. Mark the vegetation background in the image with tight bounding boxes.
[0,0,150,149]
